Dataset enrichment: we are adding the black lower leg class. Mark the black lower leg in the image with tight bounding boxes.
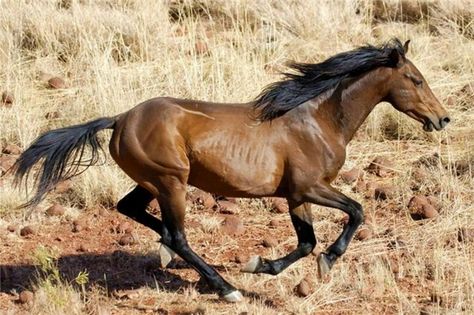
[250,203,316,275]
[117,185,163,234]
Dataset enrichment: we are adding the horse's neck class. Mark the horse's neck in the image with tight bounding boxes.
[320,68,391,143]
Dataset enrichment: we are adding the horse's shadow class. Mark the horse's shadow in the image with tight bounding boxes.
[0,250,212,295]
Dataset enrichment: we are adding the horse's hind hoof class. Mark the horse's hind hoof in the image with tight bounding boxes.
[317,253,332,279]
[223,290,243,303]
[241,255,262,273]
[158,243,176,268]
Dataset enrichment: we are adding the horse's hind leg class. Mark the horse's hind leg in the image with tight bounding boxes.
[117,185,176,267]
[157,176,242,302]
[242,202,316,275]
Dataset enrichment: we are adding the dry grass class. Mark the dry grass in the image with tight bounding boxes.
[0,0,473,314]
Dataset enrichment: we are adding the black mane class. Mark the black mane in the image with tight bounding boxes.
[253,39,405,121]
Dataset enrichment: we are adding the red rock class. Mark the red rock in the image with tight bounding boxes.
[47,77,67,89]
[339,167,363,184]
[45,204,65,217]
[1,91,13,107]
[294,279,311,297]
[20,226,35,237]
[374,184,395,200]
[7,225,16,232]
[356,227,372,241]
[367,157,393,177]
[217,200,240,214]
[190,190,216,209]
[45,111,60,119]
[267,197,288,213]
[269,219,281,227]
[72,219,85,232]
[220,215,244,235]
[18,290,34,304]
[262,237,277,248]
[116,222,132,234]
[77,244,88,252]
[2,144,21,155]
[408,195,438,219]
[195,40,208,55]
[426,196,442,211]
[118,233,136,246]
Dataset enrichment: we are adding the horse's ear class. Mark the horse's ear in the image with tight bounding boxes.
[389,48,404,67]
[403,40,410,54]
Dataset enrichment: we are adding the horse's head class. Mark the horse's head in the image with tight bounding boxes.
[384,40,450,132]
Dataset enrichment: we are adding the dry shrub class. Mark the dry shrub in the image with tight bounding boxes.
[371,0,434,24]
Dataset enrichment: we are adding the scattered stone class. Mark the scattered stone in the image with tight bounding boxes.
[190,190,216,209]
[72,219,85,232]
[18,290,34,304]
[262,237,277,248]
[367,157,393,177]
[20,226,35,237]
[374,184,395,200]
[217,200,240,214]
[45,111,60,119]
[7,225,16,232]
[339,167,363,184]
[77,244,88,252]
[220,215,244,235]
[195,40,208,55]
[356,227,372,241]
[426,196,442,212]
[458,227,474,243]
[116,222,132,234]
[2,144,21,155]
[54,180,73,194]
[294,279,311,297]
[267,197,288,213]
[118,233,136,246]
[1,91,13,107]
[408,196,438,220]
[269,219,281,227]
[234,253,247,264]
[45,203,65,217]
[47,77,67,89]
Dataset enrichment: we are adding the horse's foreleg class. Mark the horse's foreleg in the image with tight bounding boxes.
[117,185,176,267]
[157,178,242,303]
[304,185,364,278]
[242,202,316,275]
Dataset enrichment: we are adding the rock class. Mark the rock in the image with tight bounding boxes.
[458,228,474,243]
[426,196,442,212]
[1,91,13,107]
[367,157,393,177]
[294,279,311,297]
[339,167,363,184]
[220,215,244,235]
[374,184,395,200]
[45,111,60,119]
[195,40,208,55]
[72,219,85,232]
[269,219,281,227]
[408,196,438,220]
[47,77,67,89]
[267,197,288,213]
[7,225,16,232]
[217,200,240,214]
[77,244,89,252]
[54,180,73,193]
[262,237,277,248]
[356,227,372,241]
[118,233,136,246]
[2,144,21,155]
[190,190,216,209]
[20,226,35,237]
[45,204,65,217]
[18,290,34,304]
[116,222,132,234]
[234,253,247,264]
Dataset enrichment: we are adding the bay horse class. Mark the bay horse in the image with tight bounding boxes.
[13,39,449,302]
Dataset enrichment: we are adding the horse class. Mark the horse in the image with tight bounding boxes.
[13,39,450,302]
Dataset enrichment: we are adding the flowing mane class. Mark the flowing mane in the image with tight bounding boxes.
[253,38,406,121]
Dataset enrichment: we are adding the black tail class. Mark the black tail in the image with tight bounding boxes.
[13,117,116,208]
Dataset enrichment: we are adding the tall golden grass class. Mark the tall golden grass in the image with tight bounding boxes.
[0,0,473,314]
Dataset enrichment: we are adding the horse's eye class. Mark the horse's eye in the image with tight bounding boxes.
[413,78,423,87]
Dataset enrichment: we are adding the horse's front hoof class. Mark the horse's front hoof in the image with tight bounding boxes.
[241,255,262,273]
[222,290,243,302]
[158,243,176,268]
[317,253,332,279]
